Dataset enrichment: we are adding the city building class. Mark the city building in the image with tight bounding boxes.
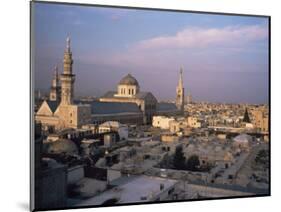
[251,108,269,132]
[36,37,92,131]
[169,118,187,134]
[75,175,179,206]
[187,117,202,128]
[34,123,67,210]
[36,37,182,131]
[98,121,129,141]
[99,73,158,124]
[152,116,175,130]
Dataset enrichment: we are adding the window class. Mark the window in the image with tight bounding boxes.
[128,89,131,95]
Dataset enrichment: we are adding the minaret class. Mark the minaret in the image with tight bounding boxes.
[176,67,185,113]
[60,36,75,105]
[49,65,61,101]
[186,91,192,104]
[243,107,251,123]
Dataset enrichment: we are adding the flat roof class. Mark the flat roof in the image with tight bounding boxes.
[75,175,178,206]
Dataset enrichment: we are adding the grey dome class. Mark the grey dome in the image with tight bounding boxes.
[119,74,139,86]
[46,139,78,155]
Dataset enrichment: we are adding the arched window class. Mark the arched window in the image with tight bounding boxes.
[128,89,131,95]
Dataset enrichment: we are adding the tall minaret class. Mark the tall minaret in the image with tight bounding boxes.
[176,67,185,113]
[60,36,75,105]
[49,65,61,101]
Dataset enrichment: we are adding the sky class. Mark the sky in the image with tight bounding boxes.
[33,2,269,104]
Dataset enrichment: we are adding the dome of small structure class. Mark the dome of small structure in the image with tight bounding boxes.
[46,139,78,155]
[232,134,252,151]
[119,74,139,86]
[233,134,252,144]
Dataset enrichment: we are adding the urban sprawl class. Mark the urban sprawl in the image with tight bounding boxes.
[33,37,269,210]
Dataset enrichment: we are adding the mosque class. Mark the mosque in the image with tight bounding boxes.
[35,37,185,132]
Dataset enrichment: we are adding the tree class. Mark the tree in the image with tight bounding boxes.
[186,155,200,171]
[255,149,269,166]
[243,108,251,123]
[159,154,173,168]
[173,145,186,170]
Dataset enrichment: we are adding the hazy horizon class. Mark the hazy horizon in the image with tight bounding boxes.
[33,3,269,104]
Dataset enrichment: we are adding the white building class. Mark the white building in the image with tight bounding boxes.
[98,121,129,141]
[75,175,179,206]
[232,134,252,151]
[187,117,202,128]
[152,116,175,130]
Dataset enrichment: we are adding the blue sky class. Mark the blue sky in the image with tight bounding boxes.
[33,2,269,104]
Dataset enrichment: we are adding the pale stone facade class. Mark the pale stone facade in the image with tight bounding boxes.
[187,117,202,128]
[35,101,60,131]
[251,108,269,132]
[152,116,175,130]
[54,104,91,129]
[169,118,187,134]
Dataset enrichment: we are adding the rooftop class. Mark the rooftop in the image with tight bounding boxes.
[119,74,139,86]
[76,175,178,206]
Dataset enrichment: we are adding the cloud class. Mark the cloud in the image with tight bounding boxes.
[78,24,268,72]
[134,25,268,50]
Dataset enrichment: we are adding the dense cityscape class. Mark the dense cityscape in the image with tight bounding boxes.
[33,37,269,210]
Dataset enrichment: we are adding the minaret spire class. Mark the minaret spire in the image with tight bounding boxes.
[60,36,75,105]
[49,65,61,101]
[54,65,59,84]
[178,66,183,88]
[176,67,185,113]
[66,36,71,52]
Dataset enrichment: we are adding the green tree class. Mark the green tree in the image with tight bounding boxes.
[186,155,200,171]
[159,154,172,168]
[173,145,186,170]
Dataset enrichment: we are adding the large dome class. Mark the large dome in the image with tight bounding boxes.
[119,74,139,86]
